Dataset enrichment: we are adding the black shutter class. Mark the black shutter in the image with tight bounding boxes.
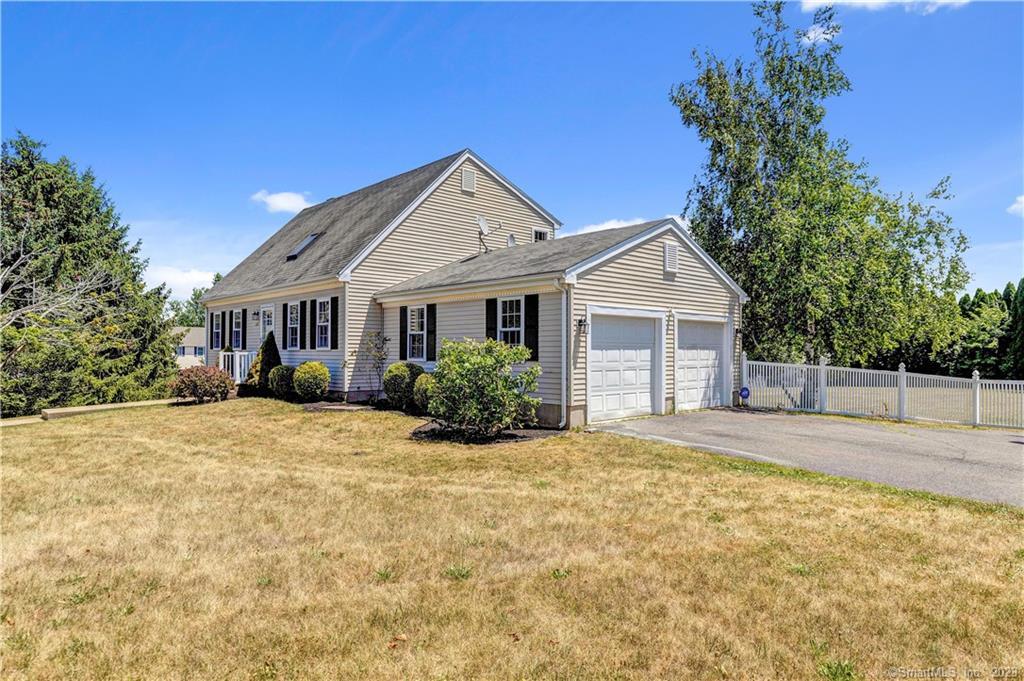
[299,301,307,350]
[208,312,214,347]
[330,296,339,350]
[220,311,227,349]
[426,304,437,362]
[524,294,539,361]
[399,306,408,360]
[241,308,247,350]
[282,303,288,348]
[309,298,317,349]
[485,298,497,340]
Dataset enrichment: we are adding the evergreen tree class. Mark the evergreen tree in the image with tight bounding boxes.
[1,133,178,416]
[1007,278,1024,379]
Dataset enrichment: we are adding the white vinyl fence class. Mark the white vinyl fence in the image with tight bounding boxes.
[218,351,256,385]
[740,353,1024,429]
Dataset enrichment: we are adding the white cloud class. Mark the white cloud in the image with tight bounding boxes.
[800,0,968,14]
[250,189,312,214]
[1007,195,1024,217]
[145,265,216,300]
[802,24,838,44]
[563,214,682,236]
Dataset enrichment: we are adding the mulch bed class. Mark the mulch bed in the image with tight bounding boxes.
[410,420,562,445]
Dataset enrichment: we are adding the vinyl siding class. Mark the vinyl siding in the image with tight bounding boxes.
[347,158,555,390]
[570,231,742,411]
[206,284,346,390]
[378,291,564,405]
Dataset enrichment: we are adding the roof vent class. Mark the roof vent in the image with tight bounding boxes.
[462,167,476,193]
[664,242,679,273]
[286,232,320,261]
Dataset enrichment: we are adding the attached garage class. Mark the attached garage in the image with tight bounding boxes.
[588,313,660,422]
[676,317,728,410]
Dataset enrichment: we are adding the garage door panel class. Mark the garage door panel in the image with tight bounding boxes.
[590,315,657,422]
[677,320,725,411]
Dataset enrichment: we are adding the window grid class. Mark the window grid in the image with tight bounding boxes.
[408,305,426,360]
[261,307,274,342]
[316,300,330,349]
[499,298,522,347]
[533,229,549,242]
[212,315,222,349]
[231,310,242,348]
[288,303,299,349]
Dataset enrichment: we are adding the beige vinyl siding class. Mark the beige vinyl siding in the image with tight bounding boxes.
[206,285,346,390]
[347,158,555,389]
[570,231,741,410]
[379,291,563,405]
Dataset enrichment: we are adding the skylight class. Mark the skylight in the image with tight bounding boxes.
[286,232,320,261]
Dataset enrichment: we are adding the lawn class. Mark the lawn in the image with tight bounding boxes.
[2,399,1022,679]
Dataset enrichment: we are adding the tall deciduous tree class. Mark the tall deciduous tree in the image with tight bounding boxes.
[1,133,178,416]
[670,2,968,366]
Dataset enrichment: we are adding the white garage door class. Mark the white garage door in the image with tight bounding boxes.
[589,315,656,422]
[677,320,725,410]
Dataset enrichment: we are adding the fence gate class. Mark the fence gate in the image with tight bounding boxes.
[740,354,1023,429]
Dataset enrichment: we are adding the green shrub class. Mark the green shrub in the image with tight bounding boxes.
[412,373,435,414]
[170,366,234,403]
[241,331,282,396]
[383,361,424,411]
[428,339,540,440]
[294,361,331,402]
[267,365,295,399]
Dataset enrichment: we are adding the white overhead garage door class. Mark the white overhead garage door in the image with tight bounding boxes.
[677,320,725,410]
[589,315,656,422]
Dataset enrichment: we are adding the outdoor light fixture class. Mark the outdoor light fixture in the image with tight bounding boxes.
[251,310,260,320]
[576,317,590,335]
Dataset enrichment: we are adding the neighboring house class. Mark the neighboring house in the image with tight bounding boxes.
[173,326,206,369]
[203,149,747,427]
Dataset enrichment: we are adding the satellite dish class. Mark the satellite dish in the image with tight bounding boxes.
[477,216,490,235]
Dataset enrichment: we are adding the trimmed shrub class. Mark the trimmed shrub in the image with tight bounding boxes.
[429,339,540,440]
[268,365,295,400]
[383,361,424,411]
[239,331,283,397]
[413,373,435,414]
[170,366,234,404]
[294,361,331,402]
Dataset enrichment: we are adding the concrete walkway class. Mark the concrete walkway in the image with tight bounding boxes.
[592,409,1024,506]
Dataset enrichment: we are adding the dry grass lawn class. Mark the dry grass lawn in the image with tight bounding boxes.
[2,399,1022,679]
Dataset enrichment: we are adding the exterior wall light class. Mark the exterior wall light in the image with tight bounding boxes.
[576,317,590,335]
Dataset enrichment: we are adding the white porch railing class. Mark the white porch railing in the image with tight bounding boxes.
[218,351,257,385]
[740,353,1024,429]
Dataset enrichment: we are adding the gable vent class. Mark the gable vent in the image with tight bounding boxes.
[664,242,679,273]
[461,167,476,193]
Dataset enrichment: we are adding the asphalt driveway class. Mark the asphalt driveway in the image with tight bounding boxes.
[592,409,1024,506]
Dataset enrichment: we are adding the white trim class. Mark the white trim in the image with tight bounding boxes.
[211,313,222,351]
[406,304,427,361]
[314,298,331,350]
[338,149,560,282]
[673,313,734,409]
[497,295,525,347]
[375,274,561,304]
[533,228,550,242]
[673,311,730,323]
[203,276,341,306]
[231,309,243,349]
[259,304,275,343]
[585,304,667,424]
[559,283,568,428]
[565,217,748,303]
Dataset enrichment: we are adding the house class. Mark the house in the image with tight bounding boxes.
[172,326,206,369]
[202,149,747,427]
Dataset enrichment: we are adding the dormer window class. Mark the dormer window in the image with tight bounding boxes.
[533,228,549,242]
[286,232,320,261]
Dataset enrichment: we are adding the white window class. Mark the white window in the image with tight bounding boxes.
[533,228,549,242]
[231,310,242,348]
[461,167,476,193]
[287,303,300,349]
[499,297,523,346]
[177,346,185,356]
[407,305,426,361]
[212,314,222,349]
[260,306,274,342]
[316,299,330,349]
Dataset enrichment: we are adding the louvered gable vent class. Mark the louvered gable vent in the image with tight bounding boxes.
[664,242,679,273]
[461,167,476,193]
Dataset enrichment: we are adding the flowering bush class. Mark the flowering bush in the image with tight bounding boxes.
[170,366,234,404]
[429,339,540,440]
[293,361,331,402]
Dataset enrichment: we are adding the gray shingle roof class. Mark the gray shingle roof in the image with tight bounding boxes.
[376,219,669,297]
[204,150,466,301]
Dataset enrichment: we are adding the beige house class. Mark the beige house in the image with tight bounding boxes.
[203,149,747,427]
[172,326,206,369]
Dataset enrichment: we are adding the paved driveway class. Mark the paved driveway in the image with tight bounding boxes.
[592,409,1024,506]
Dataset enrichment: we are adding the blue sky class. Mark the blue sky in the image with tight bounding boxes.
[3,1,1021,299]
